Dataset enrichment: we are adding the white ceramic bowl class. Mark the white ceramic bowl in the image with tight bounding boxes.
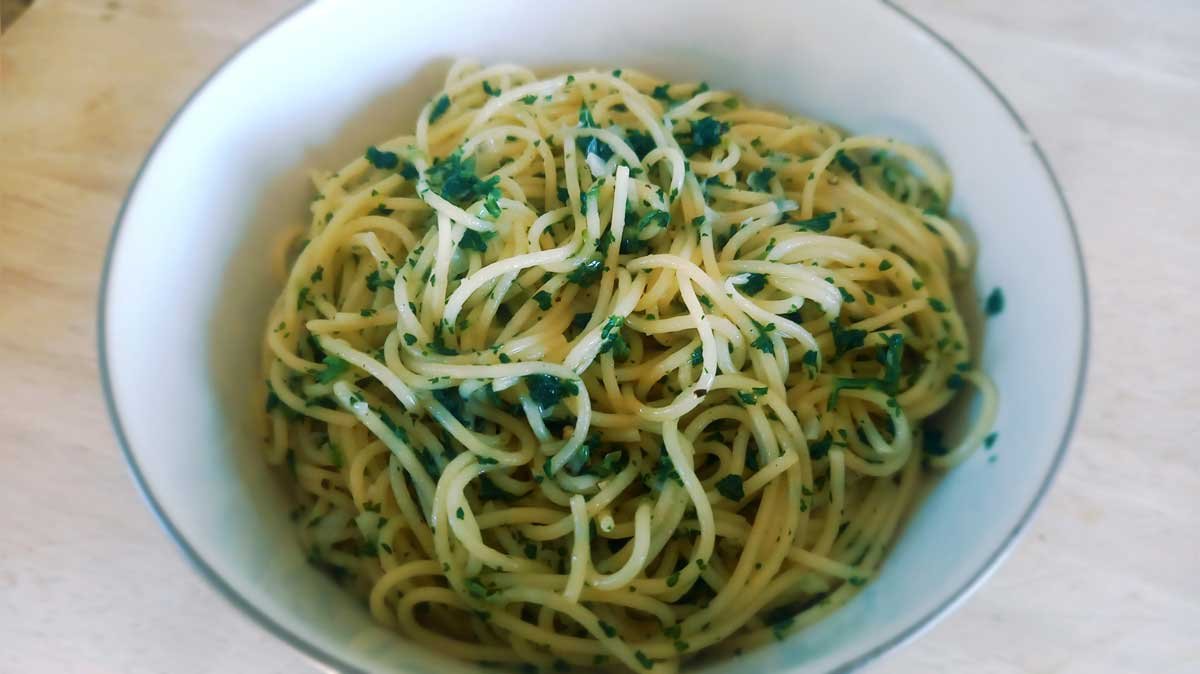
[100,1,1088,672]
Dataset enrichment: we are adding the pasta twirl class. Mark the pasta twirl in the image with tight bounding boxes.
[259,61,997,672]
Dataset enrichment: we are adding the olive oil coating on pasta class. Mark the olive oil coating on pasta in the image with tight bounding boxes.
[259,61,997,673]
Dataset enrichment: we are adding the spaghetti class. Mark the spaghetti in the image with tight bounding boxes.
[259,61,997,672]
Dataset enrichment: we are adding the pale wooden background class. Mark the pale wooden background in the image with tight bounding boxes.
[2,1,1198,672]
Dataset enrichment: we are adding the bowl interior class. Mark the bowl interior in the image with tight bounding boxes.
[102,1,1085,672]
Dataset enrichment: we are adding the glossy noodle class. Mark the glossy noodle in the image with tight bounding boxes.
[259,61,997,672]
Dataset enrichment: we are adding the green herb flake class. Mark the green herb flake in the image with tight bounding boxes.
[715,474,744,501]
[365,270,394,292]
[830,321,867,359]
[985,287,1005,316]
[429,94,451,123]
[690,117,730,150]
[455,507,465,520]
[482,80,500,97]
[365,146,399,169]
[833,149,862,183]
[929,298,949,312]
[525,374,579,409]
[634,651,654,669]
[566,257,604,287]
[748,167,776,192]
[532,290,553,310]
[460,228,496,252]
[749,320,776,354]
[426,149,501,212]
[316,355,349,384]
[465,578,489,599]
[808,432,833,460]
[791,212,836,232]
[737,273,768,296]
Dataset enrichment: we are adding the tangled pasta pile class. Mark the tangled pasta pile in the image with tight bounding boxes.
[260,61,996,672]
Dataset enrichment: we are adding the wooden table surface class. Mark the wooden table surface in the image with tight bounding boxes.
[3,1,1198,672]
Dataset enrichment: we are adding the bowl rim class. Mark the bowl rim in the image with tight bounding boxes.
[97,2,1090,672]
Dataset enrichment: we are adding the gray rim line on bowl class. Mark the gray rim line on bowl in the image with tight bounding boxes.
[96,2,1091,672]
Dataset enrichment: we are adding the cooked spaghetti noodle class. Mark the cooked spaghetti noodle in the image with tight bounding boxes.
[259,61,997,672]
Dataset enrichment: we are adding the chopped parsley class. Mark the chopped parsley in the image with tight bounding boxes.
[426,149,501,213]
[984,431,999,449]
[429,94,451,123]
[520,94,538,104]
[689,117,730,151]
[749,320,776,354]
[715,474,744,501]
[315,355,349,384]
[879,334,905,393]
[879,259,894,271]
[459,228,496,252]
[790,212,836,232]
[309,266,324,283]
[364,146,399,169]
[651,452,683,490]
[747,167,776,192]
[365,270,394,292]
[525,374,579,409]
[634,651,654,669]
[736,386,769,405]
[833,149,862,183]
[566,257,604,287]
[827,377,877,410]
[690,346,703,366]
[481,80,500,97]
[532,290,553,310]
[621,210,668,253]
[577,103,613,160]
[736,273,768,296]
[808,432,833,460]
[598,315,629,358]
[625,129,656,159]
[985,287,1005,316]
[929,298,949,312]
[830,321,867,359]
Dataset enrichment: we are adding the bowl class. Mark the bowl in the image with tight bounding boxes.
[99,0,1088,671]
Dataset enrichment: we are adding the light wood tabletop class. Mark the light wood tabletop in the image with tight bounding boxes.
[3,1,1198,672]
